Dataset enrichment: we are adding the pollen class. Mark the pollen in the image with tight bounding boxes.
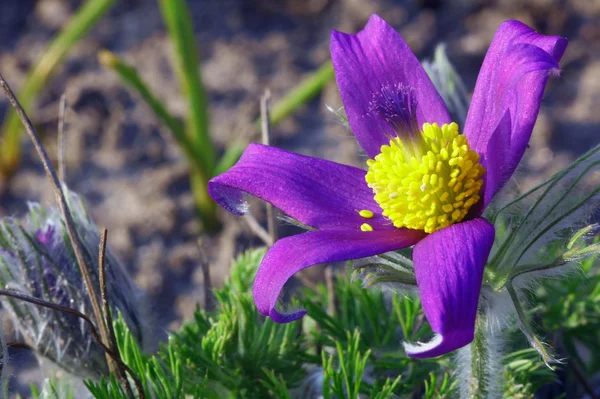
[365,122,485,234]
[360,223,374,232]
[358,209,374,218]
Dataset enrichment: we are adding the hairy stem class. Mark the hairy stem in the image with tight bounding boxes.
[470,321,490,398]
[457,308,502,399]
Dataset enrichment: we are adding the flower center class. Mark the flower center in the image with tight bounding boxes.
[365,122,485,233]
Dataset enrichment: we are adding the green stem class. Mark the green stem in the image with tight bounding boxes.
[190,169,220,233]
[158,0,215,173]
[506,282,553,365]
[215,143,245,175]
[458,306,501,399]
[98,51,193,159]
[99,50,223,232]
[470,320,490,399]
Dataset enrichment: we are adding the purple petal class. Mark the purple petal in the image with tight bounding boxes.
[209,143,395,231]
[35,225,55,247]
[253,228,426,322]
[404,218,494,358]
[468,111,511,216]
[464,20,567,205]
[331,14,451,158]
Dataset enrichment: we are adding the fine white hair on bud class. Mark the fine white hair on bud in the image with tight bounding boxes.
[0,187,154,380]
[507,224,599,294]
[480,287,518,335]
[511,260,582,294]
[352,251,418,295]
[325,104,349,129]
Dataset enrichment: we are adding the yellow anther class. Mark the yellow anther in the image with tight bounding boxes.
[360,223,374,232]
[452,210,462,221]
[442,204,454,213]
[358,209,374,218]
[364,122,485,233]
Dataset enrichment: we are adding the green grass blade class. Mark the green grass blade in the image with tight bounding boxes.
[214,143,245,175]
[98,50,200,167]
[158,0,215,173]
[0,0,115,176]
[98,49,220,231]
[190,168,220,232]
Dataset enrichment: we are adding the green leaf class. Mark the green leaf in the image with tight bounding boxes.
[157,0,215,173]
[98,50,199,166]
[321,330,371,399]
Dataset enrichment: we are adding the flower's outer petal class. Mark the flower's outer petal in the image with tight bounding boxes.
[404,218,494,358]
[253,228,426,322]
[208,143,393,231]
[465,21,567,205]
[468,111,511,216]
[331,14,451,158]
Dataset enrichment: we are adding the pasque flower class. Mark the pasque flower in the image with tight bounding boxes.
[209,15,567,358]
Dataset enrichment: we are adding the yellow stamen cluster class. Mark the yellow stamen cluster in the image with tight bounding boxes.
[365,122,485,233]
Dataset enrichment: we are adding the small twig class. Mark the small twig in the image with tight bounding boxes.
[99,228,134,398]
[259,89,271,146]
[244,214,273,246]
[0,72,113,375]
[196,238,215,313]
[58,93,67,183]
[260,90,278,244]
[0,289,144,397]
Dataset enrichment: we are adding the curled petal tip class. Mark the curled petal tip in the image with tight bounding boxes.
[268,308,307,324]
[549,67,562,79]
[465,20,568,204]
[208,179,247,216]
[253,229,425,324]
[403,331,474,358]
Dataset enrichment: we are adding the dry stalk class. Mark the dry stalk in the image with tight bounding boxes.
[58,93,67,183]
[244,214,273,246]
[260,90,278,244]
[197,238,215,313]
[99,228,135,397]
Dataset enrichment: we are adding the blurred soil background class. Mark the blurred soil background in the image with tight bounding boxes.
[0,0,597,395]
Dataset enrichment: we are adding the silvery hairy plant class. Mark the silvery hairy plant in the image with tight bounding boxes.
[0,186,151,381]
